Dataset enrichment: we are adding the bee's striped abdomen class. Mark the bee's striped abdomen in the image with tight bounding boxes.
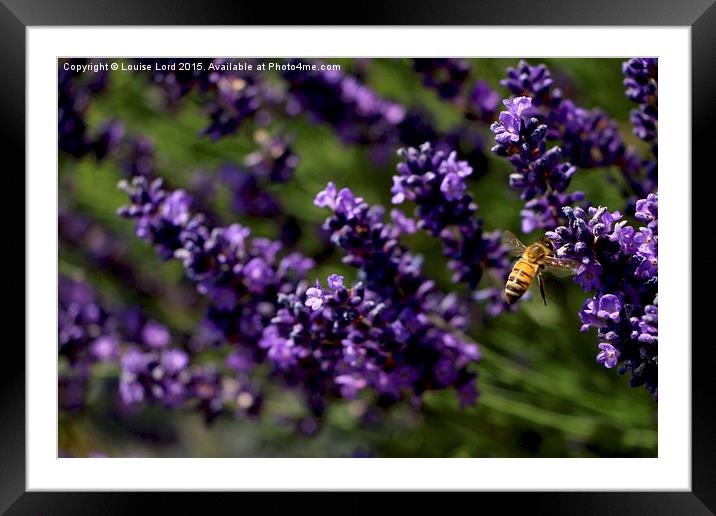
[504,258,537,304]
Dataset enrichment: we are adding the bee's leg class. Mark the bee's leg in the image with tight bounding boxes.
[537,273,547,306]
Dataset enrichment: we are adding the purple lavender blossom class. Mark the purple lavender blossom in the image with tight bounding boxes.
[221,165,282,218]
[491,96,578,201]
[281,59,492,171]
[282,60,443,164]
[500,60,654,205]
[315,182,364,220]
[58,276,120,411]
[490,95,583,232]
[314,181,338,210]
[261,272,480,413]
[630,105,658,142]
[119,135,155,177]
[305,283,325,311]
[623,59,658,104]
[283,61,406,147]
[184,366,224,421]
[547,195,658,399]
[116,332,265,423]
[440,169,468,201]
[58,206,177,301]
[491,96,532,144]
[214,134,299,246]
[90,335,119,361]
[501,61,556,106]
[202,72,262,140]
[139,58,272,140]
[327,274,344,290]
[140,58,215,104]
[596,343,620,369]
[119,346,190,408]
[117,177,189,260]
[413,58,471,100]
[58,274,254,422]
[118,174,319,415]
[631,297,658,345]
[59,276,118,367]
[390,209,417,234]
[141,320,171,348]
[520,191,585,234]
[59,59,122,160]
[243,131,300,183]
[313,185,483,409]
[635,193,658,230]
[501,61,622,167]
[392,143,512,304]
[623,58,658,143]
[93,120,125,160]
[621,59,658,211]
[466,80,500,122]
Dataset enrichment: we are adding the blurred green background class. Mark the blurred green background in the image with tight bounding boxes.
[59,58,656,458]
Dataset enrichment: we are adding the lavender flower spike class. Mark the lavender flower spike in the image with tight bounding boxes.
[490,93,582,233]
[393,143,511,297]
[547,194,658,399]
[118,174,317,416]
[315,185,482,408]
[622,58,658,142]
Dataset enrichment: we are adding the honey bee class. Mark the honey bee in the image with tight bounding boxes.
[502,231,579,306]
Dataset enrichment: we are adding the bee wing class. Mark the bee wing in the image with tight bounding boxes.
[502,230,526,256]
[543,256,580,277]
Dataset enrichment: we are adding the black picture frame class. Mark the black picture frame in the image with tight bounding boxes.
[3,0,712,513]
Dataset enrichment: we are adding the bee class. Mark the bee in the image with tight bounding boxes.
[502,231,578,306]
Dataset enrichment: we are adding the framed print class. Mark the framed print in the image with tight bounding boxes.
[3,0,713,512]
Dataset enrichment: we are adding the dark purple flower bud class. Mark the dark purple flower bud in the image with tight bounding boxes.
[501,60,556,105]
[141,320,171,348]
